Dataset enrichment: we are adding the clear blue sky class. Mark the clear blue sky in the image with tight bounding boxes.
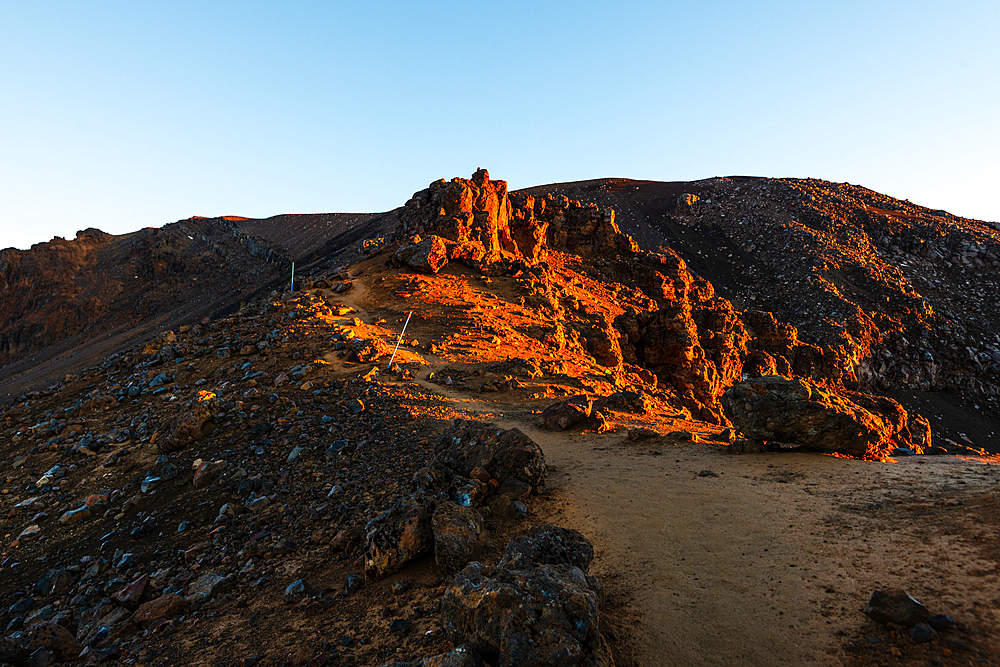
[2,1,998,250]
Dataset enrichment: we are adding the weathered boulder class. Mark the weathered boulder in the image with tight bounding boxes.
[365,497,433,580]
[863,589,931,627]
[721,375,927,458]
[432,502,484,573]
[378,645,484,667]
[500,525,594,572]
[441,526,612,667]
[156,393,217,453]
[133,593,189,628]
[435,421,545,489]
[18,621,82,662]
[541,395,593,431]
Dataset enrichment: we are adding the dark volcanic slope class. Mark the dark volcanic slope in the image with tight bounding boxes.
[520,178,1000,406]
[237,211,397,265]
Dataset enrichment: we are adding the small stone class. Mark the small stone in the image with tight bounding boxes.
[928,614,956,630]
[59,505,91,525]
[627,427,660,441]
[185,573,230,603]
[389,618,412,634]
[350,399,365,414]
[216,347,231,359]
[344,572,362,595]
[134,593,190,627]
[287,446,307,463]
[111,574,149,609]
[863,589,931,627]
[192,459,226,488]
[391,580,411,595]
[18,524,42,541]
[909,623,937,642]
[284,579,308,603]
[697,470,719,478]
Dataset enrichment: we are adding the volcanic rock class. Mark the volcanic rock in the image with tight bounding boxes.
[396,235,450,274]
[541,395,593,431]
[378,646,484,667]
[133,593,189,628]
[435,421,546,489]
[500,525,594,572]
[156,393,217,453]
[364,498,433,581]
[431,502,484,573]
[441,526,611,667]
[18,622,82,662]
[863,589,931,627]
[720,375,928,457]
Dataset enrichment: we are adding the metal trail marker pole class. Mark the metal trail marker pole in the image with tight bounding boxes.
[290,262,295,292]
[387,311,413,369]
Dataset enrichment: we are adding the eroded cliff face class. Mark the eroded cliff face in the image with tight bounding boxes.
[396,169,638,274]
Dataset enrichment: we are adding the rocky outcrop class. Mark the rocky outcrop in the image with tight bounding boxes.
[441,525,613,667]
[720,375,928,458]
[395,169,637,274]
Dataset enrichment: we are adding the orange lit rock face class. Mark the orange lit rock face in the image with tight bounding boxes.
[721,375,925,458]
[397,169,637,273]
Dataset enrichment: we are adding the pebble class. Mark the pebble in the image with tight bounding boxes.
[344,573,362,595]
[910,623,937,642]
[284,579,308,603]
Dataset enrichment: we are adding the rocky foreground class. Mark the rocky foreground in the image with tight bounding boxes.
[1,169,999,666]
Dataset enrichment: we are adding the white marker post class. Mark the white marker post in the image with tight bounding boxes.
[387,311,413,370]
[290,262,295,292]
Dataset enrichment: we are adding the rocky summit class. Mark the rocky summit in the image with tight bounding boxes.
[0,170,998,666]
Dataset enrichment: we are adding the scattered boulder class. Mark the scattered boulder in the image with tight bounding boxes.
[396,235,451,274]
[721,375,927,458]
[364,498,433,581]
[863,589,931,627]
[500,525,594,572]
[435,421,546,490]
[133,594,189,628]
[541,395,593,431]
[156,393,217,453]
[432,502,484,573]
[18,622,82,663]
[441,525,612,667]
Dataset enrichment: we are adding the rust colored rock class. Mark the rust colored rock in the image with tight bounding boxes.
[398,170,638,271]
[721,375,924,458]
[347,336,392,363]
[396,235,451,273]
[133,593,190,628]
[192,459,226,488]
[435,421,546,488]
[364,498,433,580]
[431,502,484,573]
[111,573,149,610]
[541,395,593,431]
[156,393,217,453]
[908,414,933,452]
[19,621,83,662]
